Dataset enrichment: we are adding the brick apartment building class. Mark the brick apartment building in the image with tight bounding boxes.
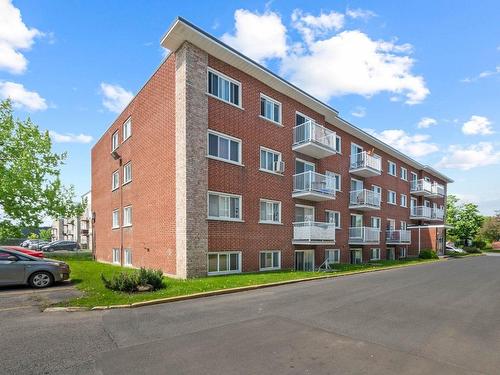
[91,17,452,278]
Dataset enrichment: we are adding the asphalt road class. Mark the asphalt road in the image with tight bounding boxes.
[1,256,499,375]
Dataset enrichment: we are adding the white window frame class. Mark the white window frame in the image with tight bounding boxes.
[335,135,342,154]
[112,209,119,229]
[411,171,418,181]
[325,249,340,264]
[259,146,283,175]
[112,170,120,191]
[123,162,132,185]
[325,210,341,229]
[259,93,282,125]
[388,161,397,176]
[295,111,314,125]
[387,218,396,231]
[295,158,316,173]
[371,248,381,261]
[124,248,132,266]
[259,250,281,271]
[400,247,407,259]
[295,204,315,222]
[372,185,382,202]
[207,130,243,166]
[326,171,341,192]
[112,248,120,264]
[388,190,397,205]
[371,216,381,230]
[207,67,242,108]
[123,206,132,227]
[401,221,407,230]
[111,131,119,151]
[400,194,407,207]
[351,142,363,157]
[207,191,243,221]
[259,199,282,224]
[424,176,431,182]
[207,251,242,275]
[400,166,408,181]
[122,117,131,142]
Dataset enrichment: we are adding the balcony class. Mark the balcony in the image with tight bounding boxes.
[428,183,445,198]
[349,152,382,177]
[349,189,381,211]
[348,227,380,245]
[410,179,432,196]
[293,221,336,245]
[431,208,445,221]
[292,120,337,159]
[293,171,336,201]
[386,230,411,244]
[410,206,432,220]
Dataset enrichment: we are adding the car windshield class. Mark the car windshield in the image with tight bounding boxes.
[0,248,39,261]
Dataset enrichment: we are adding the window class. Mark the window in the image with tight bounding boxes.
[400,194,407,207]
[296,112,312,125]
[124,249,132,266]
[388,190,397,205]
[400,248,407,258]
[123,162,132,184]
[386,219,396,231]
[122,117,131,141]
[325,210,340,229]
[260,251,281,270]
[325,249,340,264]
[400,167,408,181]
[112,170,120,191]
[411,171,418,182]
[326,171,341,191]
[123,206,132,227]
[260,94,281,124]
[335,135,342,153]
[208,192,242,221]
[388,161,397,176]
[208,252,241,275]
[371,248,381,261]
[371,217,381,229]
[112,209,119,229]
[401,221,407,230]
[372,185,382,201]
[295,205,314,222]
[424,176,431,182]
[260,147,282,173]
[111,131,119,151]
[259,199,281,224]
[112,248,120,264]
[207,68,241,106]
[208,130,241,164]
[295,158,315,173]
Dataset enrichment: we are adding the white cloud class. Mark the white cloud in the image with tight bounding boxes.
[346,8,377,20]
[291,9,345,46]
[462,115,494,135]
[436,142,500,170]
[281,29,429,104]
[417,117,437,128]
[0,81,47,111]
[100,83,133,113]
[49,131,93,144]
[221,9,287,63]
[461,66,500,83]
[351,106,366,117]
[364,128,439,158]
[0,0,43,74]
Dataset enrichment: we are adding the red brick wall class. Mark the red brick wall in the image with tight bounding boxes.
[91,55,177,274]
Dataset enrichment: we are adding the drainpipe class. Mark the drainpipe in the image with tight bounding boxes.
[418,227,421,255]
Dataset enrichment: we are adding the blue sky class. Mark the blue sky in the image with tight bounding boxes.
[1,0,499,214]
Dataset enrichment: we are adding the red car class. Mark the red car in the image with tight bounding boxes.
[3,246,44,258]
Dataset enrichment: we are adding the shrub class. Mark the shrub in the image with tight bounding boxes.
[472,240,486,250]
[463,246,481,254]
[101,268,165,292]
[419,249,439,259]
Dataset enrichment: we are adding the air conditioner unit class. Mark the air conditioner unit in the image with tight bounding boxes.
[273,160,285,173]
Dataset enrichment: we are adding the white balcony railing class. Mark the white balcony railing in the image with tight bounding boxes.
[348,226,380,244]
[431,208,445,221]
[293,221,336,244]
[293,120,336,152]
[410,179,432,194]
[410,206,432,219]
[386,230,411,244]
[431,183,445,197]
[293,171,336,199]
[349,189,381,209]
[349,152,382,174]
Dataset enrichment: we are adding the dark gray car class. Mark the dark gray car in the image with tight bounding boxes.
[0,248,70,288]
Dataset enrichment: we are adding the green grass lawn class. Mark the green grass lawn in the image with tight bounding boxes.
[50,252,438,308]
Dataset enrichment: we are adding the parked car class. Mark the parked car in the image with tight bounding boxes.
[446,245,466,254]
[20,239,42,248]
[2,246,44,258]
[28,241,49,250]
[0,248,70,288]
[41,241,80,252]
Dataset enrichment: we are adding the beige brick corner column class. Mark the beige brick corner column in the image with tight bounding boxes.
[175,42,208,278]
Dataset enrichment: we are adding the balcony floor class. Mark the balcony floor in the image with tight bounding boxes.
[349,167,381,178]
[292,191,335,202]
[292,142,336,159]
[349,204,381,211]
[292,240,336,245]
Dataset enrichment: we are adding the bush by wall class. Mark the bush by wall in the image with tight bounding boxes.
[101,267,165,292]
[463,246,482,254]
[419,249,439,259]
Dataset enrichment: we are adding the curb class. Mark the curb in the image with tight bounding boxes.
[43,259,444,313]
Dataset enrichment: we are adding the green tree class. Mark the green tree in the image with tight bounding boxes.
[39,228,52,241]
[0,100,82,238]
[28,232,39,240]
[446,195,483,244]
[0,221,22,240]
[480,214,500,242]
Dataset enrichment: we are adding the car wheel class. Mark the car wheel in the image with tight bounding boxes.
[29,271,54,288]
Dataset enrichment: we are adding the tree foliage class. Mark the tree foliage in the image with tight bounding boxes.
[0,100,82,237]
[446,195,484,243]
[480,213,500,242]
[39,228,52,241]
